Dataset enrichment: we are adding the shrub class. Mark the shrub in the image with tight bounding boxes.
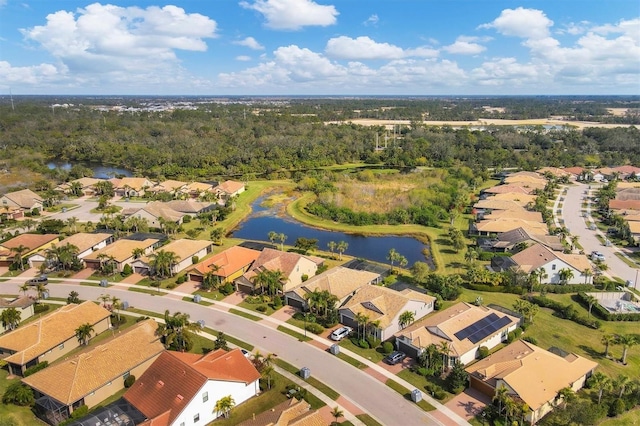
[182,215,191,223]
[609,398,626,417]
[523,336,538,345]
[305,323,324,334]
[176,275,188,284]
[191,255,198,264]
[357,339,370,349]
[219,282,234,295]
[416,367,428,376]
[121,264,133,276]
[124,375,136,388]
[34,304,50,314]
[255,305,268,313]
[507,331,516,343]
[272,296,283,309]
[70,405,89,420]
[166,282,177,290]
[382,341,394,354]
[24,361,48,377]
[136,316,150,323]
[2,382,34,406]
[301,274,309,282]
[366,336,381,349]
[478,346,489,359]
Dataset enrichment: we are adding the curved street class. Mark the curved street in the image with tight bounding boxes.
[560,182,639,287]
[2,280,455,426]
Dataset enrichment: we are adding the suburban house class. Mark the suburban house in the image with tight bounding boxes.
[471,217,549,237]
[148,180,188,196]
[122,201,187,229]
[188,245,261,284]
[562,167,585,180]
[0,301,111,376]
[482,209,544,224]
[483,184,540,196]
[395,302,520,364]
[235,248,324,294]
[131,238,213,275]
[54,177,103,196]
[28,232,114,269]
[124,349,261,426]
[180,182,214,199]
[0,189,43,216]
[0,233,60,267]
[609,199,640,212]
[22,319,164,425]
[613,165,640,180]
[488,192,537,205]
[536,167,571,179]
[478,227,563,253]
[238,398,325,426]
[83,238,159,272]
[503,174,547,187]
[214,180,245,199]
[466,340,598,424]
[509,243,593,284]
[284,266,381,310]
[338,285,435,341]
[111,177,156,197]
[164,199,215,215]
[473,199,530,219]
[0,296,35,332]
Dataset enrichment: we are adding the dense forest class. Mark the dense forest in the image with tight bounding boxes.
[0,97,638,183]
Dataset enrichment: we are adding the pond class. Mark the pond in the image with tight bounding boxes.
[231,195,435,268]
[47,161,133,179]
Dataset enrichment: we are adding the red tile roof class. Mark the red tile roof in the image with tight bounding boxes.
[170,348,261,384]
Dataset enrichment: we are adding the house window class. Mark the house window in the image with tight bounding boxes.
[107,381,112,386]
[551,264,556,270]
[58,343,64,350]
[180,423,185,426]
[193,413,200,423]
[202,391,208,403]
[123,371,130,380]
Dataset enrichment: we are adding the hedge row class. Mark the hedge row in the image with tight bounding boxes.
[464,283,526,295]
[538,284,596,294]
[577,292,640,322]
[529,295,601,329]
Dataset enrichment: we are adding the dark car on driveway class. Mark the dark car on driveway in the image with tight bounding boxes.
[383,351,407,365]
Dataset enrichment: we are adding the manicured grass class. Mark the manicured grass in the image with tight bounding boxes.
[356,414,384,426]
[338,338,386,363]
[335,352,367,369]
[88,272,127,283]
[276,325,311,342]
[46,203,78,212]
[128,286,162,295]
[599,408,640,425]
[189,332,216,355]
[237,300,278,316]
[614,252,640,268]
[273,358,340,400]
[193,289,227,301]
[0,369,40,426]
[396,369,454,403]
[202,327,254,351]
[125,307,162,319]
[286,317,326,335]
[182,296,214,306]
[80,281,111,287]
[384,379,436,411]
[229,308,262,322]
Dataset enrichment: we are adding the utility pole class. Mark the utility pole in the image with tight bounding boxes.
[9,88,15,112]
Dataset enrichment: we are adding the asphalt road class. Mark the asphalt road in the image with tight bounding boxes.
[5,281,438,426]
[561,182,638,287]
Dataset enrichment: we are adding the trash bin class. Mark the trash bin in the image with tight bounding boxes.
[329,344,340,355]
[299,367,310,380]
[411,389,422,402]
[197,320,205,328]
[99,279,108,287]
[193,294,202,303]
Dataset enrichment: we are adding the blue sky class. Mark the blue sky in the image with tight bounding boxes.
[0,0,638,95]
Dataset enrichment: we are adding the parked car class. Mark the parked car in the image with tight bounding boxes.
[329,326,352,341]
[26,275,48,286]
[240,349,251,358]
[383,351,407,365]
[591,251,606,262]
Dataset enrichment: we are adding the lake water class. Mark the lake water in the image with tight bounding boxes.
[231,196,434,268]
[47,161,133,179]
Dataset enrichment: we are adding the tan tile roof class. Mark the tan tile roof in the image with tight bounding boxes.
[149,180,187,192]
[0,295,35,309]
[0,234,59,252]
[115,178,156,191]
[613,165,640,175]
[615,188,640,201]
[616,182,640,190]
[136,201,185,222]
[484,210,543,223]
[216,180,245,195]
[474,199,529,211]
[243,248,324,282]
[489,193,537,204]
[398,302,519,358]
[506,171,544,179]
[189,246,261,278]
[466,340,598,410]
[609,200,640,211]
[0,301,111,366]
[185,182,213,192]
[238,398,327,426]
[555,252,592,273]
[340,285,435,329]
[562,167,585,176]
[164,200,213,214]
[628,221,640,234]
[475,218,549,234]
[511,243,591,274]
[125,348,260,425]
[2,189,43,208]
[289,267,380,300]
[33,233,112,257]
[504,175,547,186]
[84,239,158,263]
[138,239,211,264]
[22,319,164,405]
[536,167,571,178]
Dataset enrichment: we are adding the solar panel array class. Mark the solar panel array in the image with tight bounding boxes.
[454,313,513,344]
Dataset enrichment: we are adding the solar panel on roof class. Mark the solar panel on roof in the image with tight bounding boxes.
[467,315,513,344]
[454,313,512,344]
[454,313,499,341]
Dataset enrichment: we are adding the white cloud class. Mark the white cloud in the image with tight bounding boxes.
[17,3,217,90]
[480,7,553,39]
[471,58,545,86]
[239,0,338,30]
[558,21,591,36]
[233,36,264,50]
[0,61,61,86]
[364,14,378,26]
[325,36,437,60]
[236,55,252,61]
[443,36,486,55]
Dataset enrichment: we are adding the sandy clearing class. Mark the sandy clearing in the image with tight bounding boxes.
[325,118,637,129]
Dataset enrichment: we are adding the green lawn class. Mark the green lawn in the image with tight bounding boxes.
[338,338,386,363]
[384,378,435,411]
[237,300,278,316]
[599,408,640,425]
[395,369,454,403]
[229,308,262,322]
[0,370,39,426]
[276,325,311,342]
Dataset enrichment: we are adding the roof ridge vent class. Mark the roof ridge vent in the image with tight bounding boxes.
[157,380,164,386]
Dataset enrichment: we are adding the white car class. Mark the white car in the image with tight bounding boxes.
[591,251,605,262]
[329,326,353,341]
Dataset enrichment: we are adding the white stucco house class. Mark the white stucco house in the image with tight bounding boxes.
[130,238,213,276]
[510,243,593,284]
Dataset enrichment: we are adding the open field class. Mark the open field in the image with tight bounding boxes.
[325,118,638,130]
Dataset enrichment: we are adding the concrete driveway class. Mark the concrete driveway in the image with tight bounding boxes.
[561,182,639,286]
[1,281,447,426]
[444,388,490,422]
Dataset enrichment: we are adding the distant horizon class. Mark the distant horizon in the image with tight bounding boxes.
[1,0,638,96]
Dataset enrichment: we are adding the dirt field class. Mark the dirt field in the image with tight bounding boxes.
[325,118,636,130]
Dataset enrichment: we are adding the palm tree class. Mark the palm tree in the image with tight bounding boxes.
[614,374,631,398]
[156,310,198,352]
[438,341,451,374]
[387,248,399,271]
[584,294,598,317]
[535,267,548,285]
[570,235,579,251]
[66,216,79,233]
[111,295,122,322]
[22,218,36,232]
[75,323,94,346]
[131,247,146,260]
[555,387,575,409]
[588,372,611,404]
[558,268,574,285]
[618,334,637,365]
[268,231,278,245]
[355,312,369,340]
[493,385,510,418]
[464,247,478,266]
[278,233,287,251]
[583,268,593,284]
[214,395,235,419]
[602,334,616,358]
[10,244,29,271]
[1,307,21,331]
[202,264,221,292]
[336,241,348,260]
[327,241,337,258]
[19,283,29,296]
[35,283,47,304]
[149,250,179,278]
[398,311,415,329]
[330,407,344,425]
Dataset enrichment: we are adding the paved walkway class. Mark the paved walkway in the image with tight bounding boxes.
[444,388,490,422]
